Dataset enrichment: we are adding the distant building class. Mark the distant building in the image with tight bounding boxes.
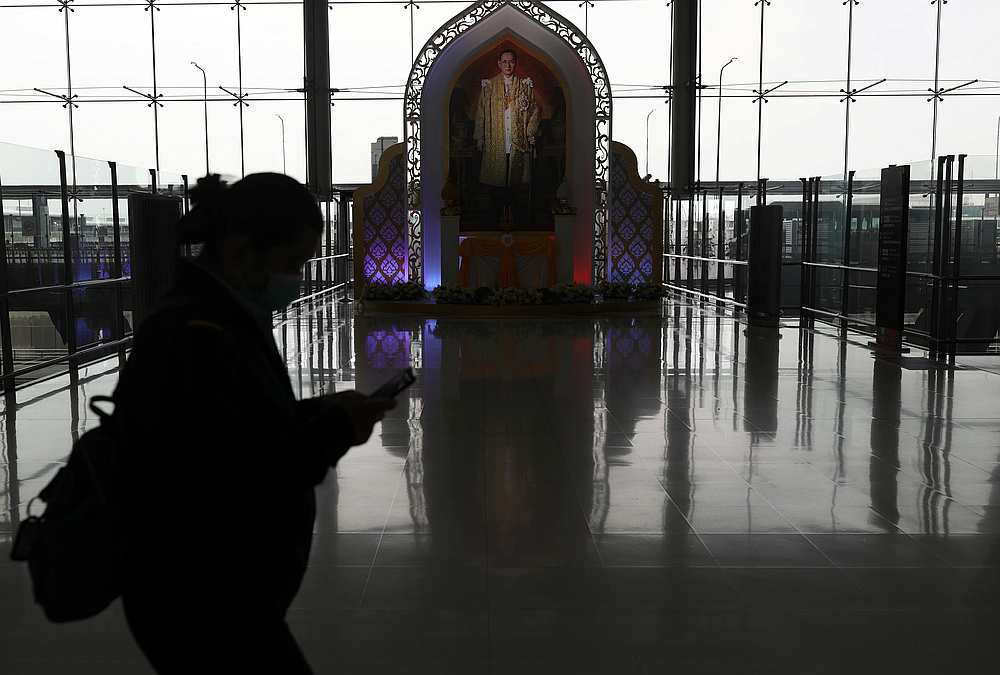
[371,136,398,179]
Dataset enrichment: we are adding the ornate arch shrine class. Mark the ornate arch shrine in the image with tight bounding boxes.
[354,0,661,292]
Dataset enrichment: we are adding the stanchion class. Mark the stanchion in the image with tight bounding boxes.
[745,203,783,328]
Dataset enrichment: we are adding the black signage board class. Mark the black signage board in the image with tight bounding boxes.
[874,164,910,352]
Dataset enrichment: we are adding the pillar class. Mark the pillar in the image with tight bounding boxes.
[304,0,332,199]
[670,0,698,199]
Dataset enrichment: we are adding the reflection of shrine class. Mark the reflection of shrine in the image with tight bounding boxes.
[429,318,597,566]
[353,0,663,291]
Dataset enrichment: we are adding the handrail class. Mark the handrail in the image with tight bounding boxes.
[6,276,130,297]
[800,261,878,274]
[286,280,351,308]
[663,252,749,266]
[800,304,877,328]
[307,252,351,262]
[663,282,747,308]
[905,270,1000,282]
[7,337,132,381]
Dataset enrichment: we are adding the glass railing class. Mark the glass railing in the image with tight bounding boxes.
[0,142,355,397]
[798,155,1000,357]
[0,142,161,390]
[662,155,1000,357]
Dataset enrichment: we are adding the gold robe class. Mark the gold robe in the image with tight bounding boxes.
[474,74,540,187]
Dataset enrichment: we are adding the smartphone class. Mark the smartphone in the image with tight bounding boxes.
[371,367,416,400]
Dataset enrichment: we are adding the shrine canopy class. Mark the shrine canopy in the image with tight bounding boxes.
[353,1,661,293]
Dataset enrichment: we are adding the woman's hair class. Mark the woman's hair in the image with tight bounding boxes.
[179,173,323,251]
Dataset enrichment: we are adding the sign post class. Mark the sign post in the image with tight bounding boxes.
[872,164,910,355]
[746,204,783,327]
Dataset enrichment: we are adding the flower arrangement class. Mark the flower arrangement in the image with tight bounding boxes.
[360,282,667,306]
[491,287,542,306]
[472,286,496,305]
[596,281,634,300]
[431,284,476,305]
[540,283,595,305]
[363,281,427,301]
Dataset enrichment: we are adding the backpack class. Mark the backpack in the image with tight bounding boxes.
[9,395,125,623]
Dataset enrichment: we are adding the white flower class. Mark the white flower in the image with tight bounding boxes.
[524,77,534,88]
[481,79,490,88]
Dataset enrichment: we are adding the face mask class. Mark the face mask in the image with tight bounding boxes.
[248,273,302,314]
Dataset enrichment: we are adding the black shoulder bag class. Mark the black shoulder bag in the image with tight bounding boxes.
[9,395,125,623]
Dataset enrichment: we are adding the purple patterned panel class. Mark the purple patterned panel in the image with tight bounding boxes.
[363,152,407,284]
[365,328,412,370]
[607,149,657,284]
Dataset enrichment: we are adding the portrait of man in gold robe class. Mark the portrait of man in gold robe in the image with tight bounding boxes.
[474,48,540,225]
[448,44,564,231]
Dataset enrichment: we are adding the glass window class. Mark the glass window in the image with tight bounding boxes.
[938,0,1000,83]
[710,90,760,182]
[330,4,409,91]
[936,96,998,173]
[0,8,67,92]
[765,0,847,83]
[1,0,998,191]
[333,99,403,183]
[157,99,210,178]
[589,1,670,90]
[156,6,240,96]
[241,101,308,181]
[69,7,151,90]
[761,97,844,180]
[155,5,242,175]
[852,1,935,81]
[72,102,156,172]
[849,96,930,173]
[240,4,304,91]
[0,104,71,155]
[701,0,764,181]
[612,98,668,181]
[934,0,1000,171]
[157,95,244,179]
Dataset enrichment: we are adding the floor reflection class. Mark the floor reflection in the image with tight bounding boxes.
[1,295,999,672]
[328,301,1000,548]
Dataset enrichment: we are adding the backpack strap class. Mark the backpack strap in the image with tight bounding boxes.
[88,395,115,423]
[80,396,120,507]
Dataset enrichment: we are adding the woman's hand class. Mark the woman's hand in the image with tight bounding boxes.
[323,391,397,446]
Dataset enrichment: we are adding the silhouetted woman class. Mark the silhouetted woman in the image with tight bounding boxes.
[113,174,393,673]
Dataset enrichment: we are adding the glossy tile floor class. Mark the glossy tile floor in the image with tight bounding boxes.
[2,295,1000,673]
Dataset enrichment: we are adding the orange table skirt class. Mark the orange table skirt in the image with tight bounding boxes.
[458,234,557,288]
